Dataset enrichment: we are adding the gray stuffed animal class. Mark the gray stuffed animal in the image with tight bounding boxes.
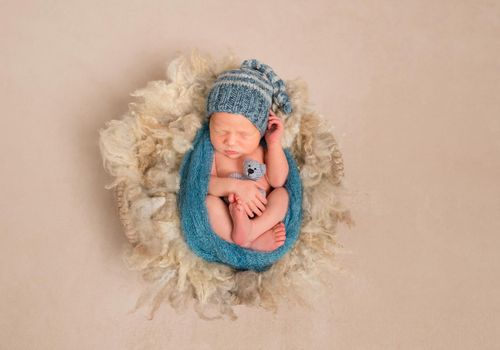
[223,158,267,205]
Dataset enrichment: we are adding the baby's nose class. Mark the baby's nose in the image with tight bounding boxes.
[225,134,237,145]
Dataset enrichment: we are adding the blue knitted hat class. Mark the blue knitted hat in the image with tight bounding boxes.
[206,59,293,137]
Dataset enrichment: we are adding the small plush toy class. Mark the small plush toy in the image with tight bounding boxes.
[223,158,267,204]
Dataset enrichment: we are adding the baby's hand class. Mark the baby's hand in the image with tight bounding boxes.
[264,109,284,146]
[235,180,268,218]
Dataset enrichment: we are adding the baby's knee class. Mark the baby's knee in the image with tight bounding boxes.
[206,194,222,208]
[272,186,289,201]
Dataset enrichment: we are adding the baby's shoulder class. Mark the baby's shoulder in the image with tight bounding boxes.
[252,144,266,162]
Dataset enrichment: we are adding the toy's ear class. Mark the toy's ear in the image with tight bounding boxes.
[262,164,266,174]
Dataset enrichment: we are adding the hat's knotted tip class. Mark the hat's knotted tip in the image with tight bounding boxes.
[241,59,293,116]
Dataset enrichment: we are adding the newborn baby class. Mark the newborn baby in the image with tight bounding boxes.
[206,110,290,252]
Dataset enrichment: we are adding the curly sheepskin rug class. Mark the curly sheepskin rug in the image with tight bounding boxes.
[98,49,354,320]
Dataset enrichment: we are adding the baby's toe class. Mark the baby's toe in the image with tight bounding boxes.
[275,232,286,240]
[275,226,286,234]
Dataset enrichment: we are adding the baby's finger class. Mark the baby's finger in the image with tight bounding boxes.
[242,203,253,218]
[272,118,283,126]
[254,199,266,213]
[267,122,278,130]
[257,192,268,205]
[248,202,263,217]
[236,196,243,205]
[270,119,283,127]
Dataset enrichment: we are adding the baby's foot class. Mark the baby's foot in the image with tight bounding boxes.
[228,193,252,247]
[248,222,286,252]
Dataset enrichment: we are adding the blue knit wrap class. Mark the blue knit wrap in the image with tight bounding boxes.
[177,120,303,272]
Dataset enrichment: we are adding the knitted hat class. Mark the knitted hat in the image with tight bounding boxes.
[206,59,292,137]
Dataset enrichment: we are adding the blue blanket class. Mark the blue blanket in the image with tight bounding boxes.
[177,120,303,272]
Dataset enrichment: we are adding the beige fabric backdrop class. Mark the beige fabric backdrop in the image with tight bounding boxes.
[1,1,499,349]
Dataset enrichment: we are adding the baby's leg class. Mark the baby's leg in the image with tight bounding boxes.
[213,187,288,249]
[228,198,287,251]
[248,222,286,252]
[206,195,233,243]
[246,187,289,242]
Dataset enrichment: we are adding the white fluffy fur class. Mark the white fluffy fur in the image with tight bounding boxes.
[99,49,354,320]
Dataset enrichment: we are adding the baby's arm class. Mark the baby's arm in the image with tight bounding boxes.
[208,176,240,197]
[264,143,289,188]
[263,110,289,187]
[207,156,240,197]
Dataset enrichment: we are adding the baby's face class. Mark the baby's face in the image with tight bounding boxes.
[209,112,261,159]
